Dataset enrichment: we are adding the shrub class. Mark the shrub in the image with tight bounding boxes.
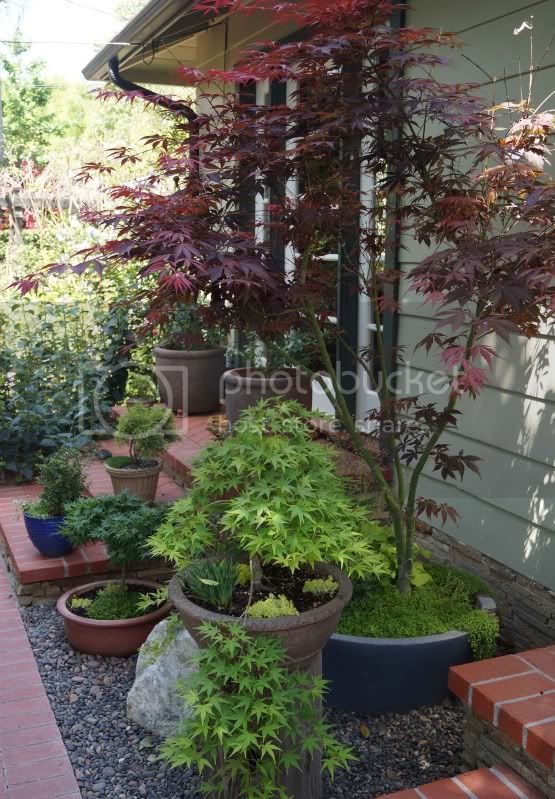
[114,405,178,463]
[25,447,86,517]
[85,583,143,621]
[161,622,354,798]
[125,372,158,402]
[62,492,167,581]
[247,594,299,619]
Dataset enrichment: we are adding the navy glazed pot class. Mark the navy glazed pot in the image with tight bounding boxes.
[24,512,74,557]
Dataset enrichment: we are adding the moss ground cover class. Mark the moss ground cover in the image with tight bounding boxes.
[337,563,499,660]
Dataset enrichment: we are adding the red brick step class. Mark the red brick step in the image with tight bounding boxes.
[379,765,544,798]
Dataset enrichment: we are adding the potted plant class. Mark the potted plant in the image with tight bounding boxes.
[154,304,226,414]
[124,371,159,407]
[223,328,318,428]
[22,447,87,557]
[149,399,387,661]
[57,492,172,656]
[105,405,178,501]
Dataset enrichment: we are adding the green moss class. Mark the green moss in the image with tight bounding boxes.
[105,455,133,469]
[302,576,338,596]
[247,594,299,619]
[338,563,499,660]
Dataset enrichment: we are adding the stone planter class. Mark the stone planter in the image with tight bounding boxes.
[154,346,226,414]
[169,562,352,799]
[105,461,162,502]
[322,596,496,715]
[57,579,172,657]
[223,367,312,428]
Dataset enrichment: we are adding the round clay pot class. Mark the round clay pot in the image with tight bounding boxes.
[57,579,172,657]
[169,563,352,668]
[223,367,313,428]
[154,346,226,414]
[105,461,162,502]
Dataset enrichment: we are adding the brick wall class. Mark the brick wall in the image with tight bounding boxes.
[416,526,555,651]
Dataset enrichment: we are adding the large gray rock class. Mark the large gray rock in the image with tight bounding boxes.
[127,617,198,738]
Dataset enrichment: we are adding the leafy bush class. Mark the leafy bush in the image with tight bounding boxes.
[114,406,178,463]
[160,303,224,351]
[24,447,86,517]
[337,563,499,660]
[125,372,158,402]
[247,594,299,619]
[161,622,353,798]
[181,560,239,611]
[62,492,167,580]
[149,400,388,582]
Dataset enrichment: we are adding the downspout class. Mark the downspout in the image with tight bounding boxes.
[108,55,198,123]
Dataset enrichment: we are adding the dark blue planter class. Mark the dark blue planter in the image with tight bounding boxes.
[322,630,472,715]
[23,513,74,558]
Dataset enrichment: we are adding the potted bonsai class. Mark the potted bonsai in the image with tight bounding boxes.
[105,405,178,501]
[148,399,387,664]
[154,304,226,414]
[22,447,87,557]
[148,399,384,797]
[223,328,318,427]
[57,492,172,656]
[124,371,159,407]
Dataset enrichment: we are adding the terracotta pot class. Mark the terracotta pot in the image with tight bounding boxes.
[154,346,226,414]
[105,461,162,502]
[169,562,352,668]
[223,367,313,428]
[57,579,172,657]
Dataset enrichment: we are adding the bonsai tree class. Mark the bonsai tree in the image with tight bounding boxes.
[149,399,389,608]
[61,493,168,620]
[17,0,555,592]
[24,446,87,518]
[111,405,178,466]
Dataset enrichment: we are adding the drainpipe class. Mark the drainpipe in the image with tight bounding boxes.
[108,55,198,123]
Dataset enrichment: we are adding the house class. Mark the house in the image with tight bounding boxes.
[83,1,555,644]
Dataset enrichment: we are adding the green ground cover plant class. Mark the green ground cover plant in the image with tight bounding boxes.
[337,563,499,660]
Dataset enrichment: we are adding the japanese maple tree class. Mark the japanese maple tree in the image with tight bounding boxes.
[16,0,555,593]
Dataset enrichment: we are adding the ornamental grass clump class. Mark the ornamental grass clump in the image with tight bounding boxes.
[161,621,354,799]
[149,399,388,614]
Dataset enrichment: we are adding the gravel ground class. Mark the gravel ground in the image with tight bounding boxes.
[21,604,465,799]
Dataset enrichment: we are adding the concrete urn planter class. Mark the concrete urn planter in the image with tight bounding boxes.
[154,346,226,414]
[223,367,313,428]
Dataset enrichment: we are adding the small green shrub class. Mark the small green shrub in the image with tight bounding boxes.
[115,405,178,462]
[303,577,338,596]
[338,563,499,660]
[86,583,142,621]
[161,622,353,798]
[247,594,299,619]
[25,447,86,517]
[125,372,158,402]
[61,492,167,581]
[181,560,239,611]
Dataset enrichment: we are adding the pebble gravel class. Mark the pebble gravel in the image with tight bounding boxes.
[21,604,465,799]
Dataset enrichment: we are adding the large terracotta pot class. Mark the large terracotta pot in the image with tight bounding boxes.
[169,562,351,669]
[57,579,172,657]
[105,461,162,502]
[154,346,226,414]
[223,367,313,428]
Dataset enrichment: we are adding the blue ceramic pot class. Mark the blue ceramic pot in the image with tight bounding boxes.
[23,513,74,557]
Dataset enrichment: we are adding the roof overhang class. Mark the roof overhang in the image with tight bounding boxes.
[82,0,217,86]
